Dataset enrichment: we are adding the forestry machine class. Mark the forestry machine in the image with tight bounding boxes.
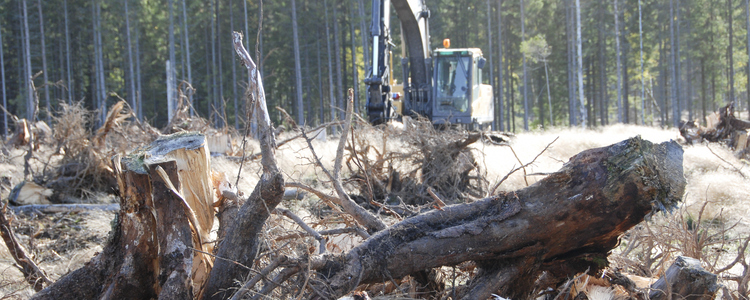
[365,0,494,128]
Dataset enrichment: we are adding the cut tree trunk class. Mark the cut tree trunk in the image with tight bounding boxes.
[308,137,685,299]
[31,132,216,300]
[649,256,720,300]
[679,102,750,146]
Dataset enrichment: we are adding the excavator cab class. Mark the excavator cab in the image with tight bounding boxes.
[431,48,493,127]
[364,0,494,128]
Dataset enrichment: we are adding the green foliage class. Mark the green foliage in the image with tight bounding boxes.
[0,0,747,133]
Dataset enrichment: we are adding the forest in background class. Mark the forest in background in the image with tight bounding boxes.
[0,0,747,135]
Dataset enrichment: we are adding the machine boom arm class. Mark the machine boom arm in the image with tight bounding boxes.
[366,0,431,124]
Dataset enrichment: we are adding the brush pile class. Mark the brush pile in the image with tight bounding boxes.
[345,118,492,216]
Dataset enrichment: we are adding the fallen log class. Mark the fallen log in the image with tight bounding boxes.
[307,137,685,299]
[31,132,216,300]
[680,102,750,146]
[649,256,720,300]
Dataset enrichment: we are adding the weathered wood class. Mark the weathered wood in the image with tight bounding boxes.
[0,202,51,291]
[308,137,685,299]
[649,256,720,300]
[31,132,215,300]
[8,181,52,206]
[200,32,285,300]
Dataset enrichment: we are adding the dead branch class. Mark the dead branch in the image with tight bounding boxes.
[200,32,285,300]
[274,208,326,254]
[230,255,288,300]
[0,202,51,291]
[490,137,558,195]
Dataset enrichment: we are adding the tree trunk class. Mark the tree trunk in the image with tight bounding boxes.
[639,0,646,124]
[497,0,504,130]
[166,0,177,123]
[135,18,143,120]
[334,2,344,120]
[1,21,7,139]
[487,0,495,129]
[357,0,369,73]
[91,0,101,123]
[598,1,608,126]
[676,0,682,122]
[746,0,750,113]
[32,132,217,300]
[37,0,50,123]
[649,256,720,300]
[670,0,679,127]
[292,0,304,125]
[728,0,735,104]
[317,38,324,124]
[325,0,336,133]
[576,0,586,127]
[183,0,193,116]
[544,62,552,126]
[230,0,239,128]
[624,40,631,124]
[566,0,576,126]
[64,0,73,105]
[124,0,136,116]
[202,33,283,300]
[95,1,106,126]
[702,58,707,125]
[309,137,685,299]
[349,6,359,115]
[216,0,225,128]
[521,0,528,131]
[614,0,623,123]
[22,0,34,121]
[210,0,218,125]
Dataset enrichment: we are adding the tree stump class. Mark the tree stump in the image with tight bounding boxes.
[649,256,720,300]
[32,132,216,300]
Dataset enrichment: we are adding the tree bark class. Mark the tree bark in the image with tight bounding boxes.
[183,0,193,116]
[22,0,34,121]
[124,0,136,115]
[64,0,73,105]
[649,256,720,300]
[32,132,216,300]
[0,21,7,139]
[230,0,239,128]
[292,0,304,125]
[309,137,685,299]
[168,0,177,122]
[521,0,528,131]
[334,2,344,120]
[728,0,735,103]
[37,0,50,123]
[576,0,586,127]
[614,0,623,123]
[200,32,284,300]
[639,0,646,124]
[325,0,336,133]
[497,0,505,130]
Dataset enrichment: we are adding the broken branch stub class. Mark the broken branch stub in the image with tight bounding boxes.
[200,32,286,300]
[31,132,216,299]
[309,137,685,299]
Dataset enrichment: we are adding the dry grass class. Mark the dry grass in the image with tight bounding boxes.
[4,111,750,299]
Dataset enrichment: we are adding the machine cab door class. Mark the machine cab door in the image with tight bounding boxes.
[433,52,473,124]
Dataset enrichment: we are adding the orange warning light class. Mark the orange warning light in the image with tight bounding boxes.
[443,39,450,48]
